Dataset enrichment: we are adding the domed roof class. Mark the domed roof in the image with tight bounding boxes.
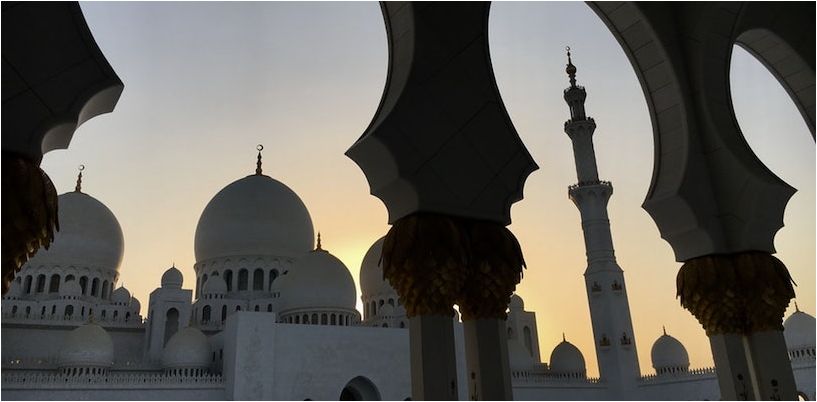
[784,308,816,350]
[161,266,183,289]
[194,174,314,262]
[510,294,524,311]
[202,275,227,295]
[549,339,586,375]
[130,296,141,313]
[62,280,82,297]
[27,191,124,272]
[276,246,356,313]
[59,324,114,368]
[162,327,211,369]
[508,338,536,371]
[359,237,397,298]
[651,330,690,370]
[112,286,131,304]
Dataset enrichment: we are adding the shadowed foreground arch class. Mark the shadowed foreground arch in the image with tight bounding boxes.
[340,376,381,401]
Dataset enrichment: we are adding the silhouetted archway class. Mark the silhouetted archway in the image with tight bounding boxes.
[339,376,381,401]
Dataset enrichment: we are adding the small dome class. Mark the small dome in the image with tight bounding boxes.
[161,266,183,289]
[162,327,211,370]
[27,192,124,272]
[202,276,227,295]
[379,303,395,317]
[62,280,82,297]
[509,294,524,311]
[276,248,356,313]
[130,296,141,313]
[194,175,314,262]
[549,339,586,375]
[651,331,690,372]
[359,237,398,298]
[111,286,131,304]
[508,338,536,371]
[784,309,816,350]
[59,324,114,368]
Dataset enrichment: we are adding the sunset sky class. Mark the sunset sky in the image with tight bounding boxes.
[39,2,814,377]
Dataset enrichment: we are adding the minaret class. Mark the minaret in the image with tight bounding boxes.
[562,48,640,396]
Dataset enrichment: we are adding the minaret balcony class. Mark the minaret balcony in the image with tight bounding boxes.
[564,117,595,130]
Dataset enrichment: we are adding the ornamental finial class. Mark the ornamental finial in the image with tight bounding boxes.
[562,332,566,342]
[255,144,264,175]
[75,165,85,192]
[566,46,577,88]
[663,325,667,336]
[315,232,325,251]
[795,300,800,312]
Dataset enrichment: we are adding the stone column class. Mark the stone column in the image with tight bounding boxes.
[381,213,468,401]
[678,252,796,400]
[458,221,524,401]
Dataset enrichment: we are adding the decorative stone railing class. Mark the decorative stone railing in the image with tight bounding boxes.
[568,180,612,191]
[788,346,816,362]
[1,313,145,328]
[639,367,716,383]
[3,358,160,371]
[511,370,602,385]
[2,371,224,389]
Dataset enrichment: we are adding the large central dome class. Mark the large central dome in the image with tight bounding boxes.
[194,174,314,261]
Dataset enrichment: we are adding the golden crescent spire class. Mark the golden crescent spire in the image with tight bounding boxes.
[255,144,264,175]
[74,165,85,192]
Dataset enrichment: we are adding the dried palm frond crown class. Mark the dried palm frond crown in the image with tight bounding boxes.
[677,252,795,335]
[2,154,60,295]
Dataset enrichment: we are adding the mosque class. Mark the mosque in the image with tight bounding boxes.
[2,58,815,398]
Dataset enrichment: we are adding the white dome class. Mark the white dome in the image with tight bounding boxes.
[59,324,114,368]
[202,275,227,295]
[277,249,356,312]
[359,237,397,298]
[162,327,211,370]
[130,296,141,313]
[62,280,82,297]
[784,310,816,350]
[111,286,131,304]
[161,266,183,289]
[651,331,690,372]
[508,338,536,371]
[510,294,524,311]
[549,340,586,375]
[194,175,314,262]
[27,191,124,272]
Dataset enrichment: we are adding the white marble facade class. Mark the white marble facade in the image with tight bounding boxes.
[2,167,814,401]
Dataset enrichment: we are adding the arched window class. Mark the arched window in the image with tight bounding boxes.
[302,314,308,324]
[164,308,179,346]
[203,305,211,322]
[102,310,107,319]
[378,299,384,307]
[339,376,381,400]
[523,326,533,356]
[224,270,233,291]
[81,306,85,316]
[236,305,241,311]
[388,298,394,307]
[91,278,99,296]
[253,269,264,291]
[49,274,61,292]
[399,321,405,329]
[50,305,56,315]
[64,305,74,317]
[254,305,260,312]
[114,310,119,320]
[79,276,88,294]
[65,274,75,282]
[102,280,109,299]
[36,274,46,293]
[331,314,337,325]
[371,301,377,316]
[25,306,31,316]
[321,314,328,325]
[237,269,249,291]
[221,305,227,322]
[126,312,131,321]
[295,315,300,324]
[12,305,18,315]
[24,276,32,294]
[268,270,278,290]
[311,313,318,325]
[267,304,272,312]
